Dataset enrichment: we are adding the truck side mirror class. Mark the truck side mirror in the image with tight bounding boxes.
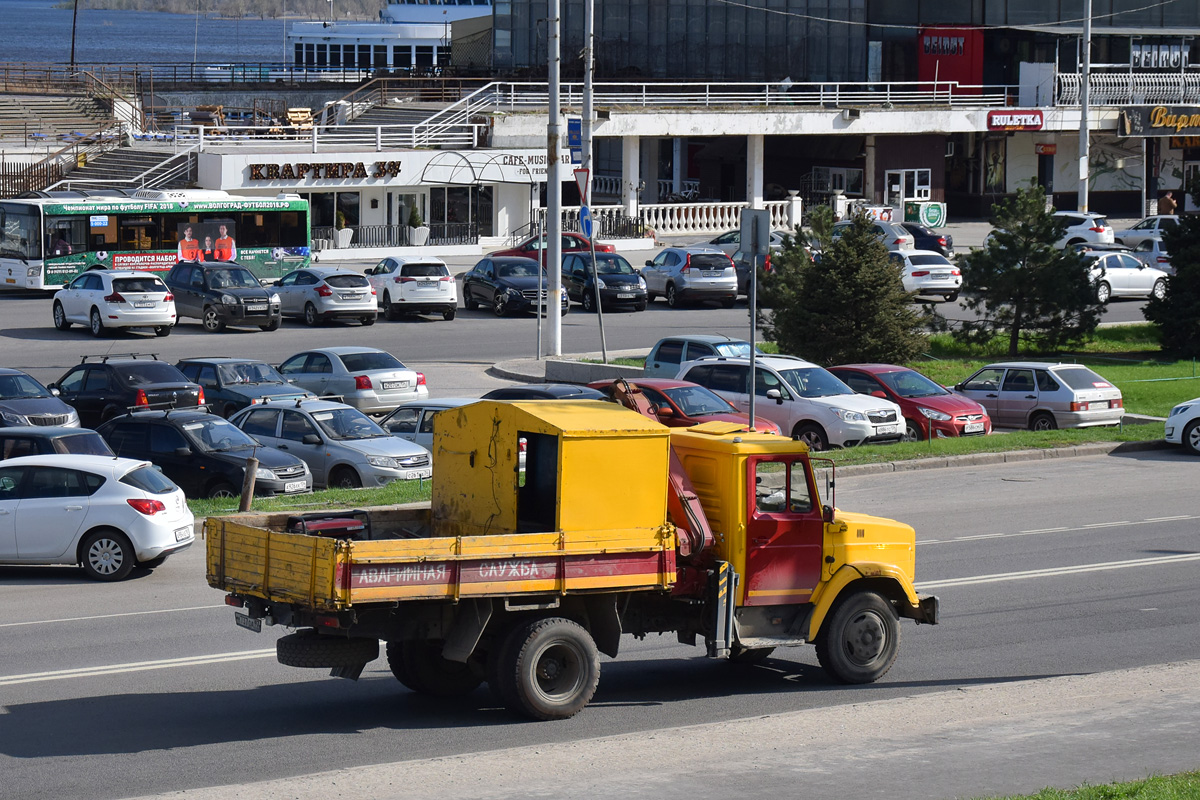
[822,504,834,523]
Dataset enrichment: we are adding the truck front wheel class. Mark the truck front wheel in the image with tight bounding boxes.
[815,591,899,684]
[496,617,600,720]
[386,640,482,698]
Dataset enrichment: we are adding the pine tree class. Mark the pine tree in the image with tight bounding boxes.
[762,214,926,365]
[955,184,1103,356]
[1144,182,1200,356]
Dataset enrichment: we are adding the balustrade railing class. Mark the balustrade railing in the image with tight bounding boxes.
[313,222,480,249]
[1056,72,1200,105]
[638,200,792,237]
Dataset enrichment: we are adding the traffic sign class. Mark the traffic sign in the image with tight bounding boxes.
[740,208,771,256]
[568,118,582,165]
[580,205,594,239]
[574,168,590,205]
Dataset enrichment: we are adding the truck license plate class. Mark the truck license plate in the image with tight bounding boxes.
[964,421,985,434]
[284,480,307,493]
[382,380,408,390]
[174,525,192,542]
[234,612,262,633]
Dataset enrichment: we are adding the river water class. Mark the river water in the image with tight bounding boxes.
[4,0,297,64]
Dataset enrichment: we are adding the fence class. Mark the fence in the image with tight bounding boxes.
[313,222,480,249]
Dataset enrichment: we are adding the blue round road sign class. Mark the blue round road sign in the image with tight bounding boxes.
[580,205,594,239]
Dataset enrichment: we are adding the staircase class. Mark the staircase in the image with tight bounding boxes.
[344,101,451,128]
[59,146,194,191]
[0,94,115,142]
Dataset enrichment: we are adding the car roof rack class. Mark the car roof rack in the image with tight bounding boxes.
[310,394,346,405]
[120,402,211,418]
[81,353,158,363]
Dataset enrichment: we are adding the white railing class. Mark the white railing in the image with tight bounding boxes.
[1057,72,1200,105]
[656,178,700,199]
[594,174,621,197]
[640,200,791,237]
[178,123,484,153]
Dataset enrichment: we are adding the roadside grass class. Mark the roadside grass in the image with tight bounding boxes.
[977,771,1200,799]
[188,478,432,518]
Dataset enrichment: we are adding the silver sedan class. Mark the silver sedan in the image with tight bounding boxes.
[277,346,428,414]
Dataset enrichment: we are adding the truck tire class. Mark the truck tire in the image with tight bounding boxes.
[386,640,482,698]
[496,617,600,721]
[815,591,899,685]
[276,631,379,669]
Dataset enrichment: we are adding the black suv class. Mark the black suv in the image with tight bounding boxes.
[164,261,281,332]
[0,367,80,427]
[0,426,114,459]
[49,354,203,428]
[97,408,312,499]
[176,357,313,418]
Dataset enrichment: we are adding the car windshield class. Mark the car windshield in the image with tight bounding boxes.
[663,385,734,416]
[0,374,52,399]
[713,342,761,358]
[180,417,259,452]
[875,370,948,399]
[1053,367,1114,390]
[908,254,952,267]
[778,367,855,398]
[339,351,404,372]
[596,257,636,275]
[210,268,261,289]
[112,277,167,293]
[54,432,114,456]
[498,262,539,278]
[120,363,187,386]
[310,407,387,440]
[217,362,286,385]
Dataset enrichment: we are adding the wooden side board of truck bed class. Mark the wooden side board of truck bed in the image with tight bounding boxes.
[205,515,679,611]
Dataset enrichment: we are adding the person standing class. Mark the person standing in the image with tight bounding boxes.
[214,224,237,261]
[177,225,202,261]
[1159,191,1178,215]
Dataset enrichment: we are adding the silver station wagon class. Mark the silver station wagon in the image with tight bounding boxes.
[954,362,1124,431]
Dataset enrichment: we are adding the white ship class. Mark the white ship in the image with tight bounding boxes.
[289,0,492,72]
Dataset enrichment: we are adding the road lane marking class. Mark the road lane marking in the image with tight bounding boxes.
[0,648,277,686]
[0,604,227,629]
[918,553,1200,590]
[917,515,1200,546]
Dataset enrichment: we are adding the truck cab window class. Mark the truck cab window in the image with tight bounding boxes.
[754,460,812,514]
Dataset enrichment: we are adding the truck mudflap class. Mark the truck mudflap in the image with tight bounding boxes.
[911,594,939,625]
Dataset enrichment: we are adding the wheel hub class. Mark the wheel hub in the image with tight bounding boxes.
[844,611,886,664]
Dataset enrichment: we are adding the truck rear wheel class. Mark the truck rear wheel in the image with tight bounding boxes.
[386,640,482,698]
[815,591,899,684]
[496,617,600,720]
[276,631,379,668]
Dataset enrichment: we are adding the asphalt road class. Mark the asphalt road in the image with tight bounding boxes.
[2,451,1199,800]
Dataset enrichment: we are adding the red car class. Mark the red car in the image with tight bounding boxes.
[490,232,615,264]
[828,364,991,441]
[588,378,782,434]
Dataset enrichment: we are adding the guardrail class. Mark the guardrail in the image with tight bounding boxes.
[1056,72,1200,105]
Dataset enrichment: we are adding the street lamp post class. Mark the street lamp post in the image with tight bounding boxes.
[1078,0,1092,214]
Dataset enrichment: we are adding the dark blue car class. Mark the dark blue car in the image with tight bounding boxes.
[176,357,313,418]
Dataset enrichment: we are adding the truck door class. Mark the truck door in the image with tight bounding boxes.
[743,457,823,606]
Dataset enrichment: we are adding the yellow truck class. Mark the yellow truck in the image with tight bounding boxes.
[207,400,937,720]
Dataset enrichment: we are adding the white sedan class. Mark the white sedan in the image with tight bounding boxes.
[0,454,195,581]
[1085,251,1169,303]
[52,270,176,337]
[1165,397,1200,455]
[888,250,962,301]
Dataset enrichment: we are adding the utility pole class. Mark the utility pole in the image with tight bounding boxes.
[1078,0,1092,214]
[547,0,563,355]
[70,0,79,67]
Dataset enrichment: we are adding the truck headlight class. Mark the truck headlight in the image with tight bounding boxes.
[918,407,952,421]
[830,408,866,422]
[366,455,399,469]
[221,293,238,305]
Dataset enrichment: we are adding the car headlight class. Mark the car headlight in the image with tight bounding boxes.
[1168,404,1191,418]
[506,287,522,297]
[595,278,607,289]
[0,410,27,425]
[638,276,647,288]
[221,293,238,305]
[830,408,867,422]
[366,455,399,469]
[918,407,952,421]
[269,293,281,304]
[255,467,275,480]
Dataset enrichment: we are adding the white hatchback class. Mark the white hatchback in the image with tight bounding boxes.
[888,250,962,301]
[0,454,194,581]
[53,270,176,338]
[367,256,459,321]
[1165,397,1200,455]
[1052,212,1115,248]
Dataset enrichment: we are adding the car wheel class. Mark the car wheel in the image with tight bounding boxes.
[53,301,71,330]
[814,590,900,684]
[304,302,322,327]
[464,291,478,311]
[1030,412,1057,432]
[330,466,361,489]
[207,481,238,499]
[493,294,507,317]
[202,306,226,332]
[259,318,280,332]
[153,325,172,337]
[666,283,681,308]
[902,419,923,442]
[443,309,456,321]
[89,307,105,338]
[360,314,376,326]
[1152,279,1167,301]
[1096,281,1111,304]
[383,292,400,321]
[793,422,829,451]
[1182,420,1200,456]
[720,297,736,309]
[80,529,135,582]
[582,291,596,312]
